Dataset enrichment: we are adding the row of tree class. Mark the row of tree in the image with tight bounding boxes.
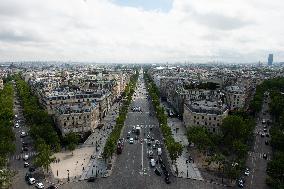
[0,82,16,188]
[14,75,62,173]
[15,76,61,151]
[143,70,183,162]
[265,78,284,188]
[187,113,255,181]
[103,71,139,159]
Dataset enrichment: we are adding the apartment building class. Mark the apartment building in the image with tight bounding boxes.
[183,100,229,133]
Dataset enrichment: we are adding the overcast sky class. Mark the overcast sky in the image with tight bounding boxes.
[0,0,283,63]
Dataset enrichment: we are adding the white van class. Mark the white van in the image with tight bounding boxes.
[29,177,36,185]
[23,154,29,160]
[157,148,162,156]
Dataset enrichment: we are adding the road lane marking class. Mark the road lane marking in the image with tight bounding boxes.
[141,138,144,172]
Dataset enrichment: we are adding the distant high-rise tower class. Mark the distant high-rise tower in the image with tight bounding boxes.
[268,54,273,66]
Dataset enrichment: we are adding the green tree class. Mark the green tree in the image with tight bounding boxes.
[187,126,212,152]
[34,142,55,173]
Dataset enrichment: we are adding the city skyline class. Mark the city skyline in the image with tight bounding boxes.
[0,0,284,63]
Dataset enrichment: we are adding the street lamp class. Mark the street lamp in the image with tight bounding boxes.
[67,170,70,182]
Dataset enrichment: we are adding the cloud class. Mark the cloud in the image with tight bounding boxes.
[0,0,283,63]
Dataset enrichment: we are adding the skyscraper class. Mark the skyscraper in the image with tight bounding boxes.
[268,54,273,66]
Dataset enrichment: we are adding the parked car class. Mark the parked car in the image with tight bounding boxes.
[150,159,156,167]
[265,140,269,145]
[24,162,29,168]
[20,131,27,138]
[36,182,44,189]
[29,167,36,172]
[154,168,162,176]
[244,168,250,176]
[87,177,96,182]
[28,177,36,185]
[263,153,268,159]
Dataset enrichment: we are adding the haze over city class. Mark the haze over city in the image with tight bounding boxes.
[0,0,284,63]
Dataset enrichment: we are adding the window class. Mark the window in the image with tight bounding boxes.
[64,122,66,126]
[67,117,69,120]
[213,128,216,132]
[202,116,204,119]
[78,100,80,102]
[214,117,216,120]
[209,117,211,120]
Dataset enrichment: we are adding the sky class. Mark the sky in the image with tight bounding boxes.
[0,0,283,63]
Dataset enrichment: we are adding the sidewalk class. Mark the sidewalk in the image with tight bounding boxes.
[48,102,120,185]
[161,102,203,181]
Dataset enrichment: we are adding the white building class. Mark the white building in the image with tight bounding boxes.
[183,100,229,133]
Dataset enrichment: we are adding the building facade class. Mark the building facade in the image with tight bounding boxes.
[183,100,228,133]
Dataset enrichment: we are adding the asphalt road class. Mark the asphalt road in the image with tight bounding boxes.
[245,94,272,189]
[10,83,43,189]
[59,73,227,189]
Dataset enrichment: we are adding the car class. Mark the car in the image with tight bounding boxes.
[160,163,166,171]
[265,140,269,145]
[264,129,267,133]
[129,138,134,144]
[91,155,96,159]
[20,131,27,138]
[158,156,163,164]
[147,140,151,146]
[150,159,156,167]
[29,167,36,172]
[148,150,154,158]
[15,123,19,128]
[152,144,157,149]
[238,180,244,188]
[127,133,130,139]
[261,133,265,137]
[263,125,267,129]
[244,168,250,176]
[163,170,170,177]
[266,133,270,137]
[87,176,96,182]
[24,162,29,168]
[28,177,36,185]
[132,126,136,133]
[22,141,29,147]
[154,168,162,176]
[262,119,266,124]
[155,140,160,146]
[263,153,268,159]
[36,182,44,189]
[188,155,193,162]
[135,135,139,140]
[165,177,171,184]
[25,173,32,181]
[149,125,153,130]
[47,185,57,189]
[22,146,28,152]
[151,137,155,141]
[147,135,150,139]
[23,154,29,160]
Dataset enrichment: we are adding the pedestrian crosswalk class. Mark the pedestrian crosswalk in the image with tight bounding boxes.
[248,151,271,160]
[10,151,37,160]
[127,124,157,129]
